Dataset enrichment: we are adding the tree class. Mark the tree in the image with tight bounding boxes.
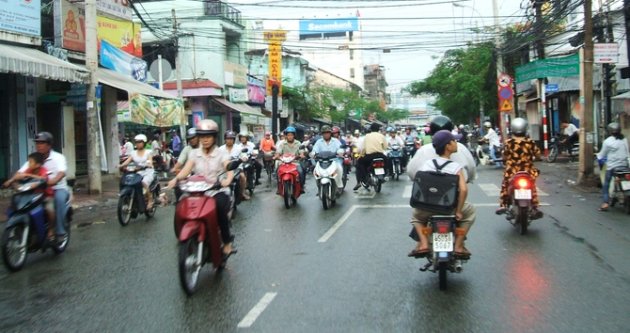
[407,42,497,124]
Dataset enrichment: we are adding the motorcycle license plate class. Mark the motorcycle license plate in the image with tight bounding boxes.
[374,168,385,175]
[621,181,630,191]
[514,189,532,200]
[432,232,453,252]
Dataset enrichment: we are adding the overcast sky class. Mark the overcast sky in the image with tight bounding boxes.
[230,0,525,93]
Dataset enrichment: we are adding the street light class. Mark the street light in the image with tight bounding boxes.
[452,3,486,43]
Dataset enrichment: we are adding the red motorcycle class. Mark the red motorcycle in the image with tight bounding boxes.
[277,154,302,209]
[174,163,238,295]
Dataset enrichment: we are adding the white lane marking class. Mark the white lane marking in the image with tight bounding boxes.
[478,183,501,197]
[473,203,550,207]
[402,185,412,198]
[318,205,358,243]
[537,189,549,196]
[237,292,278,329]
[354,191,376,199]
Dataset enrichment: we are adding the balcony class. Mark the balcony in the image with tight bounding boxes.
[204,1,243,27]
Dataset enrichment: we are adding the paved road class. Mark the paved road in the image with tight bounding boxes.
[1,164,629,332]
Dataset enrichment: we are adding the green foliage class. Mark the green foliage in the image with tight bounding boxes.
[407,42,498,124]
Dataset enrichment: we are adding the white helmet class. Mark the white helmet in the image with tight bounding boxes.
[459,124,465,129]
[483,121,492,128]
[134,134,148,143]
[238,130,249,139]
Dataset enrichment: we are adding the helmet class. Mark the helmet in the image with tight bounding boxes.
[284,126,296,134]
[186,128,197,139]
[354,129,360,135]
[265,131,271,136]
[224,130,236,140]
[196,119,219,136]
[607,122,621,134]
[459,124,465,129]
[429,115,454,134]
[321,125,332,133]
[332,126,341,134]
[34,131,54,144]
[483,121,492,128]
[134,134,148,143]
[238,130,249,139]
[386,126,393,133]
[510,117,528,135]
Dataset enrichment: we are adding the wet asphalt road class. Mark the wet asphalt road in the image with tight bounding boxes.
[1,163,630,333]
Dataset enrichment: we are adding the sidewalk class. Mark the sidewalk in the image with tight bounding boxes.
[535,158,601,194]
[0,174,122,223]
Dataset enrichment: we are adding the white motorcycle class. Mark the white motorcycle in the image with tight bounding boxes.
[313,150,343,210]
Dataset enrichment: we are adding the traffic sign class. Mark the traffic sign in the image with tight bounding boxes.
[546,84,559,93]
[499,99,513,112]
[498,86,514,100]
[497,73,512,88]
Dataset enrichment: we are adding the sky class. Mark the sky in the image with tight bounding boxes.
[229,0,526,93]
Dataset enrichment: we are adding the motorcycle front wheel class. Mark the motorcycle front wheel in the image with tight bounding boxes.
[179,237,202,296]
[117,195,133,226]
[1,224,28,272]
[546,146,558,163]
[283,180,292,209]
[321,184,330,210]
[395,162,400,181]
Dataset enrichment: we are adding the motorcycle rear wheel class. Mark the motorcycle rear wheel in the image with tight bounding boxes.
[518,207,529,235]
[179,237,202,296]
[374,179,382,193]
[283,180,292,209]
[117,195,133,226]
[438,262,448,290]
[1,225,28,272]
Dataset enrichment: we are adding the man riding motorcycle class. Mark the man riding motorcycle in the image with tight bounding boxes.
[219,130,249,201]
[481,121,503,168]
[7,132,70,242]
[312,125,344,196]
[119,134,156,210]
[274,126,306,194]
[235,130,262,186]
[386,126,405,175]
[171,128,199,174]
[332,126,346,146]
[167,120,237,258]
[354,123,388,191]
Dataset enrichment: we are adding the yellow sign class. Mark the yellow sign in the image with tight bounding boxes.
[264,29,287,42]
[500,99,513,112]
[266,42,283,96]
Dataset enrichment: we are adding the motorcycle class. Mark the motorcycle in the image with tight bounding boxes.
[351,144,361,167]
[341,145,352,188]
[174,160,240,295]
[228,164,242,218]
[609,168,630,214]
[262,149,275,185]
[314,150,342,210]
[416,216,468,291]
[117,164,161,226]
[365,157,386,193]
[547,134,579,163]
[299,143,314,175]
[388,143,403,180]
[277,153,302,209]
[403,142,416,167]
[240,148,258,196]
[503,171,537,235]
[1,177,72,271]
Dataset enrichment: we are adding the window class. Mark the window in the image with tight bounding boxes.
[350,68,355,78]
[349,49,354,60]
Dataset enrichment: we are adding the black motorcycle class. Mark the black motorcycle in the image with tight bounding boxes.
[547,134,579,162]
[239,148,257,196]
[403,142,416,167]
[117,164,160,226]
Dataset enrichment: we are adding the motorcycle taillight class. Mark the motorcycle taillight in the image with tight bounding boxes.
[434,221,451,234]
[516,178,530,189]
[373,161,385,168]
[625,174,630,181]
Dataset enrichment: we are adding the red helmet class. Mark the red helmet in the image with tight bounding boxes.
[332,126,341,134]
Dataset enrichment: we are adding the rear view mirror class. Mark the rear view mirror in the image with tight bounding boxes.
[241,148,249,153]
[226,159,242,171]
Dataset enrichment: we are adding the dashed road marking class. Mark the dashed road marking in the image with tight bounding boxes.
[237,292,278,329]
[478,183,501,197]
[402,185,412,198]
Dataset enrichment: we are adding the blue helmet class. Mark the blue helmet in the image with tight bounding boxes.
[284,126,296,134]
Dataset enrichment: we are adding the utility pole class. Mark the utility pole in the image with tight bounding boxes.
[172,9,186,138]
[493,0,509,134]
[534,0,549,156]
[85,0,101,194]
[578,0,595,184]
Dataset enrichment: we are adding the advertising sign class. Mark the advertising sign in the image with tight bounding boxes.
[55,0,142,56]
[97,0,132,21]
[266,42,282,96]
[594,43,619,64]
[515,53,579,83]
[228,88,248,103]
[0,0,41,37]
[100,40,147,82]
[299,18,358,37]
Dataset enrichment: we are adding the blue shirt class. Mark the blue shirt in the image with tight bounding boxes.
[313,137,342,163]
[172,135,182,152]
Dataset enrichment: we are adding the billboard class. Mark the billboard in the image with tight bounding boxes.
[0,0,41,37]
[55,0,142,57]
[299,18,358,37]
[100,39,147,81]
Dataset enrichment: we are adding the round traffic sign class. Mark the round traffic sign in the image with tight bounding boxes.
[498,86,513,100]
[497,73,512,88]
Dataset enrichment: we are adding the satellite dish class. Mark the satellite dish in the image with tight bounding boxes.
[149,58,173,82]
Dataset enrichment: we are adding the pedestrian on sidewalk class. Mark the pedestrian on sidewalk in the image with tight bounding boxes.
[596,122,630,211]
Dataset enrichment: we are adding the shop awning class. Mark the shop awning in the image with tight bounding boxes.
[97,68,176,99]
[0,43,89,83]
[212,98,265,117]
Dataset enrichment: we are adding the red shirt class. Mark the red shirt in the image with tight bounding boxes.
[260,138,275,153]
[25,166,53,197]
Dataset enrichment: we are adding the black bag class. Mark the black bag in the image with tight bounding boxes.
[409,159,459,214]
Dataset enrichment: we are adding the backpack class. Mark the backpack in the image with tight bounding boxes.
[409,159,460,214]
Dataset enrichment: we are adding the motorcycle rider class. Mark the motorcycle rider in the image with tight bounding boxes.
[408,130,475,258]
[6,133,71,243]
[495,118,543,219]
[119,134,156,210]
[560,121,579,147]
[219,130,249,201]
[167,119,236,258]
[259,131,276,154]
[332,126,346,146]
[596,122,630,211]
[235,130,262,186]
[354,123,388,191]
[407,115,477,184]
[171,128,198,174]
[482,121,503,168]
[386,126,405,175]
[312,125,344,196]
[274,126,306,194]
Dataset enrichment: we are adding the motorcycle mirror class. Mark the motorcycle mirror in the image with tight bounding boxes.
[226,159,242,171]
[241,148,249,153]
